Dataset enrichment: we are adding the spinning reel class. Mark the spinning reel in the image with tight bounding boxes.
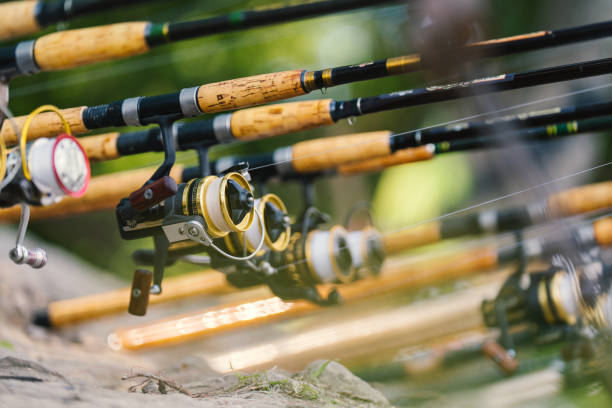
[482,226,612,375]
[0,105,90,268]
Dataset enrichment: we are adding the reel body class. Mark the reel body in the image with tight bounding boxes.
[117,172,255,241]
[0,134,90,208]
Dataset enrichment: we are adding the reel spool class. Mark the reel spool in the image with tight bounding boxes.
[222,193,291,255]
[346,226,386,277]
[271,225,356,287]
[483,255,612,330]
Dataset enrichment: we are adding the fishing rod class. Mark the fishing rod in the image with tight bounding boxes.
[382,179,612,253]
[0,11,611,89]
[0,0,401,81]
[31,198,611,328]
[0,0,157,41]
[107,216,612,350]
[204,115,612,182]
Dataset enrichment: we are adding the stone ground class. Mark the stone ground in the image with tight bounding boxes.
[0,227,391,407]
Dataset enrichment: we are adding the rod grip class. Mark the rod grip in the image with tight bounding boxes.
[230,99,334,141]
[0,106,88,145]
[128,269,152,316]
[197,70,306,114]
[547,181,612,217]
[291,131,392,173]
[594,217,612,247]
[338,145,435,175]
[382,222,442,254]
[34,22,150,71]
[79,132,120,161]
[0,1,40,41]
[42,271,232,327]
[0,165,185,222]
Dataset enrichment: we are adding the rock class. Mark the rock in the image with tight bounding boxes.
[303,360,391,407]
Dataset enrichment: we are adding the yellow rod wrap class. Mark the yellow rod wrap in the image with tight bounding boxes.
[20,105,72,180]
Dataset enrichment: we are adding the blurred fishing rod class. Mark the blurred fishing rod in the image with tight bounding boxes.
[0,0,158,41]
[0,9,610,84]
[204,115,612,180]
[105,216,612,350]
[28,185,612,328]
[0,0,401,80]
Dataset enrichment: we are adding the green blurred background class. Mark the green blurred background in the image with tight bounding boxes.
[3,0,611,281]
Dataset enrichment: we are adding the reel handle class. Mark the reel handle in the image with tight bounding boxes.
[594,217,612,247]
[9,245,47,269]
[128,268,152,316]
[482,340,519,375]
[128,176,177,211]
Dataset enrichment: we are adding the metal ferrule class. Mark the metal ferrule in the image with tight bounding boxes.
[121,97,143,127]
[273,146,294,176]
[477,210,498,234]
[179,87,202,117]
[15,41,40,75]
[212,113,234,144]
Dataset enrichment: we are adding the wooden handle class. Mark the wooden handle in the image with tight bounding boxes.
[338,145,435,175]
[594,217,612,247]
[0,1,40,41]
[34,22,150,71]
[46,270,233,327]
[0,106,88,145]
[0,165,184,222]
[128,269,152,316]
[547,181,612,217]
[291,131,392,173]
[382,222,442,254]
[129,176,177,211]
[78,132,120,161]
[197,70,306,114]
[230,99,334,141]
[482,340,519,374]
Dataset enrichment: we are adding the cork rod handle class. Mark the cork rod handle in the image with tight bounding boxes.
[197,70,306,114]
[547,181,612,217]
[382,222,442,254]
[34,22,150,71]
[291,131,392,173]
[0,1,40,41]
[594,217,612,247]
[338,145,435,175]
[78,132,120,161]
[230,99,335,141]
[0,106,88,145]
